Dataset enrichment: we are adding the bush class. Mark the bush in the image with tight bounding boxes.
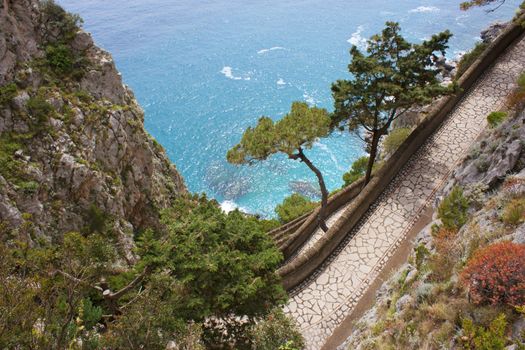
[275,193,317,223]
[85,204,109,234]
[502,198,525,225]
[438,186,470,230]
[383,127,411,156]
[248,308,305,350]
[461,242,525,306]
[45,44,74,75]
[27,96,54,128]
[342,156,369,187]
[456,42,487,78]
[486,111,507,128]
[508,72,525,109]
[0,83,17,106]
[40,0,83,42]
[460,314,508,350]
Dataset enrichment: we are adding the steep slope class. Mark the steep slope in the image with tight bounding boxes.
[0,0,186,248]
[337,104,525,349]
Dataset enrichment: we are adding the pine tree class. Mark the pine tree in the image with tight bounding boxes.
[332,22,454,186]
[227,101,332,232]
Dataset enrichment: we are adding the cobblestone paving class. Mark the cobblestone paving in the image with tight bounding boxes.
[284,36,525,350]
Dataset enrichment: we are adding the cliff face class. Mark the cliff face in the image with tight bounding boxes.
[0,0,185,246]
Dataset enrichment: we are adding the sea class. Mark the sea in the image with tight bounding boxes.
[58,0,521,217]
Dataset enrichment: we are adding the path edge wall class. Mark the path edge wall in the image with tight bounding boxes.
[278,15,525,291]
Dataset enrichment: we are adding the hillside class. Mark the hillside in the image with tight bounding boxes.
[0,0,186,250]
[339,97,525,349]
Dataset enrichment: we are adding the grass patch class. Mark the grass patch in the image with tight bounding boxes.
[486,111,507,128]
[501,197,525,225]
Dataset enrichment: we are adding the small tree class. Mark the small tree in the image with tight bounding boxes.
[332,22,453,186]
[227,101,331,232]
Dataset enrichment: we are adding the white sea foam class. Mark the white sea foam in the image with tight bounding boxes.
[221,66,242,80]
[257,46,285,54]
[347,25,367,50]
[303,92,316,105]
[220,200,248,214]
[316,142,345,171]
[277,78,286,85]
[220,66,251,81]
[409,6,439,13]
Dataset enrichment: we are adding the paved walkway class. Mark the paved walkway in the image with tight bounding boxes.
[284,35,525,350]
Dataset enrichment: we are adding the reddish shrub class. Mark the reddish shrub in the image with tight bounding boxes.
[461,242,525,306]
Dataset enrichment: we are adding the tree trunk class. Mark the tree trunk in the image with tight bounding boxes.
[363,130,380,187]
[296,148,329,232]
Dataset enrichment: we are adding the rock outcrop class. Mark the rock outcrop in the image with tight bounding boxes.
[0,0,186,245]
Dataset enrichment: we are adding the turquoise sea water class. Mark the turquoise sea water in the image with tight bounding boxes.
[59,0,520,217]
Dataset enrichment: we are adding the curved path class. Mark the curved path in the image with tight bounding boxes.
[284,35,525,349]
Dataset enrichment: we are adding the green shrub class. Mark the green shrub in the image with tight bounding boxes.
[85,204,109,234]
[248,308,305,350]
[383,127,412,156]
[0,133,24,184]
[275,193,317,223]
[502,198,525,225]
[456,42,488,78]
[18,181,39,194]
[0,83,17,106]
[40,0,83,42]
[342,156,369,187]
[487,111,507,128]
[46,44,75,75]
[27,96,54,125]
[460,314,508,350]
[438,186,470,230]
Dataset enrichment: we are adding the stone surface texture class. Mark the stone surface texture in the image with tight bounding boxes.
[0,1,186,244]
[285,35,525,350]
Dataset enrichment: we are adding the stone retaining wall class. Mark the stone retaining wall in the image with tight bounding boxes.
[277,15,525,291]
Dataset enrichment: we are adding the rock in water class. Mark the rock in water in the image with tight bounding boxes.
[289,180,321,199]
[480,21,509,44]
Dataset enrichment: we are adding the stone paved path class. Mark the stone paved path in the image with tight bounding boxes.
[284,36,525,350]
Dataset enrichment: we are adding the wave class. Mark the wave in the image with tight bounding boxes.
[316,142,345,172]
[257,46,285,54]
[409,6,439,13]
[220,200,248,214]
[220,66,251,81]
[347,25,367,50]
[303,92,316,105]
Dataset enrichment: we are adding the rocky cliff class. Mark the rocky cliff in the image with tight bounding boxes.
[0,0,186,249]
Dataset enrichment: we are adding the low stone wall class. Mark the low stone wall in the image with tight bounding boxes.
[278,15,525,291]
[279,177,366,259]
[268,177,368,256]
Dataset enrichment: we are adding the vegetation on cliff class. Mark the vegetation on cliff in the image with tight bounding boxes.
[0,1,301,349]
